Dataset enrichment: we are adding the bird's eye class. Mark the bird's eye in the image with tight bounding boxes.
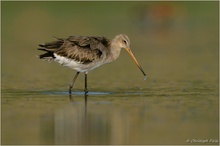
[123,40,127,44]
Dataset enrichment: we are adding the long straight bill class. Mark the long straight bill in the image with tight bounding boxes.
[125,48,147,80]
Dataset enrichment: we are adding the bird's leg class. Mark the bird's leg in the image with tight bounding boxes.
[69,72,80,95]
[84,72,88,94]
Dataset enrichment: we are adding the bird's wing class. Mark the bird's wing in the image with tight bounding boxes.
[38,36,110,64]
[55,42,102,64]
[38,37,64,51]
[67,36,110,50]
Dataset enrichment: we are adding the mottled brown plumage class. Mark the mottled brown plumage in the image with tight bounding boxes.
[39,36,110,64]
[38,34,146,95]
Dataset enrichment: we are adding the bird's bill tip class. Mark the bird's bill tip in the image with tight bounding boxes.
[144,75,147,80]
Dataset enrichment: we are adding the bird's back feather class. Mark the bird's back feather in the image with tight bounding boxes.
[38,36,110,64]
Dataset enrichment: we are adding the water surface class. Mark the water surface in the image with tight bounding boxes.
[2,80,219,145]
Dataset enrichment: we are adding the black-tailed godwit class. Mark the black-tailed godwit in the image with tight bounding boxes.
[38,34,146,95]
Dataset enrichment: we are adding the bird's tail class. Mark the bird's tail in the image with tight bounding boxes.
[38,37,64,61]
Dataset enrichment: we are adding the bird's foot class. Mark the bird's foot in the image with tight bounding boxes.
[69,84,73,95]
[84,89,88,94]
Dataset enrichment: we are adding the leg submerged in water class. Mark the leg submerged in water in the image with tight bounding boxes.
[69,72,80,95]
[84,72,88,93]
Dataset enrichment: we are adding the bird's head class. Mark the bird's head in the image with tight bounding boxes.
[114,34,130,49]
[113,34,147,80]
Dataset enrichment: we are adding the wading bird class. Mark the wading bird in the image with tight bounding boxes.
[38,34,146,95]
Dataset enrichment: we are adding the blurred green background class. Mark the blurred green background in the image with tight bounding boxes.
[1,1,219,145]
[2,1,218,91]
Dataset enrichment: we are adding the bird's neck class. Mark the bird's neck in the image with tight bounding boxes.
[109,44,122,62]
